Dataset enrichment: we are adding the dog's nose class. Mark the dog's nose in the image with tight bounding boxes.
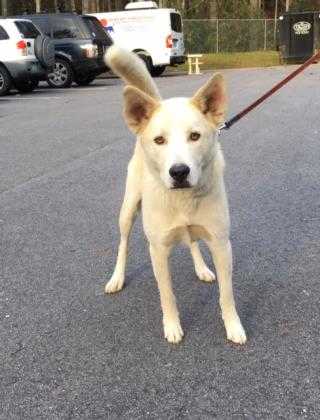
[169,164,190,182]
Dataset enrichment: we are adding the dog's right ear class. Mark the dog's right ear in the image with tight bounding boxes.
[123,86,159,134]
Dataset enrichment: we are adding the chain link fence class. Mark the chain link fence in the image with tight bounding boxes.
[183,19,277,54]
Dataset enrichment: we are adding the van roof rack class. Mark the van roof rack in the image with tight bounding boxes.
[125,1,158,10]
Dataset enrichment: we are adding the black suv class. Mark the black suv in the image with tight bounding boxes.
[14,13,113,88]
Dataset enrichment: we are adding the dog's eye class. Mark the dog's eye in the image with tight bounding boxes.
[189,132,201,141]
[154,136,165,145]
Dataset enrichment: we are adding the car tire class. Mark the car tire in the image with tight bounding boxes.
[15,80,39,93]
[47,58,73,88]
[136,52,152,74]
[0,66,12,96]
[150,65,166,77]
[74,75,95,86]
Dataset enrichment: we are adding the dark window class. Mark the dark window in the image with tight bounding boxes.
[15,21,40,38]
[0,25,9,40]
[52,16,83,39]
[82,16,113,44]
[29,17,51,36]
[170,13,182,33]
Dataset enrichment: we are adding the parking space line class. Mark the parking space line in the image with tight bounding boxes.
[0,83,120,101]
[0,96,61,100]
[52,87,112,93]
[0,87,115,100]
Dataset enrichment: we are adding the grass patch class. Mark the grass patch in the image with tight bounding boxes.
[176,50,280,71]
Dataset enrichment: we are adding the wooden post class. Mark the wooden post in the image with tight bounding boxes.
[188,56,192,75]
[195,57,200,74]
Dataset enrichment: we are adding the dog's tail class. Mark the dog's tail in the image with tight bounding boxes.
[105,45,161,100]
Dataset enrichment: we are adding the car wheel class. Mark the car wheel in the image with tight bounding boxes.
[0,66,12,96]
[74,75,95,86]
[47,58,73,88]
[150,65,166,77]
[136,52,152,74]
[15,80,39,93]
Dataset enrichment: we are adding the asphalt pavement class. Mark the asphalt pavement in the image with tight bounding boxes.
[1,65,320,419]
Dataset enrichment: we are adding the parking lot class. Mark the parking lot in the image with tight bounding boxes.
[1,66,320,419]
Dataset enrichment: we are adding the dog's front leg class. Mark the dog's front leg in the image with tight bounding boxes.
[105,157,141,294]
[149,243,184,344]
[207,237,247,344]
[105,195,140,294]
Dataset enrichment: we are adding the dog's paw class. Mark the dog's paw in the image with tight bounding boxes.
[225,319,247,345]
[196,266,216,283]
[105,275,124,294]
[163,320,184,344]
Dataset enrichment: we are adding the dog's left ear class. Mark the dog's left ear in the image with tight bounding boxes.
[191,73,227,126]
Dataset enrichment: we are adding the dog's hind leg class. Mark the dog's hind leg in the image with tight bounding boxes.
[149,243,184,344]
[105,157,141,294]
[189,241,216,283]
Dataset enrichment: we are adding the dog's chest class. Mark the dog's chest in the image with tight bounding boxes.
[163,224,211,245]
[142,191,214,244]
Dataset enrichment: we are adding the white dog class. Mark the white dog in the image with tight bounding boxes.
[104,46,246,345]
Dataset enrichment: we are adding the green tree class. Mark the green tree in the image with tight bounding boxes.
[290,0,320,11]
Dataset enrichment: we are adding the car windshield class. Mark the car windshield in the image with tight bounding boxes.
[82,16,112,43]
[15,20,40,39]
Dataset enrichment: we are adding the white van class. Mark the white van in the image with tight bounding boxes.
[90,1,185,76]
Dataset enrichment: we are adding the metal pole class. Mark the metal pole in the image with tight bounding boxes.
[216,19,219,54]
[274,0,278,44]
[264,19,267,50]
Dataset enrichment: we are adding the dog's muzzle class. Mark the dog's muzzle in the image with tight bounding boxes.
[169,164,191,188]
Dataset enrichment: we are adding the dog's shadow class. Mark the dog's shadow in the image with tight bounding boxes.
[171,242,280,340]
[106,236,280,341]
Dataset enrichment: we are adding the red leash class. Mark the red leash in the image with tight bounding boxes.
[222,50,320,130]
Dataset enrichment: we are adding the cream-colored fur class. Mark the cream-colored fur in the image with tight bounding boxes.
[104,46,246,345]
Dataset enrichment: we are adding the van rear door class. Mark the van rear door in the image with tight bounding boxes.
[169,12,184,58]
